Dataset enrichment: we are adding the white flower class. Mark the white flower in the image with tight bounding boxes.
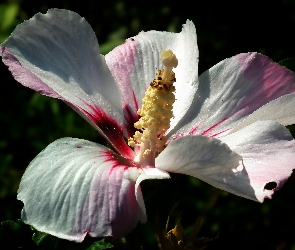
[1,9,295,242]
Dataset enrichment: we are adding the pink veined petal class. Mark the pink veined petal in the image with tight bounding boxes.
[18,138,170,242]
[105,20,199,137]
[1,47,63,99]
[18,138,144,242]
[229,93,295,134]
[1,9,134,157]
[221,120,295,202]
[170,52,295,139]
[155,135,257,200]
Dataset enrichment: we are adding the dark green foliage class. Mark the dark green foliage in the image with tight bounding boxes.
[0,220,115,249]
[37,235,115,250]
[278,58,295,73]
[1,0,295,249]
[0,220,36,249]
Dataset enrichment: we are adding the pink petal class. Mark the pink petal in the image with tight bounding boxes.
[170,53,295,139]
[105,20,199,136]
[17,138,156,241]
[1,9,133,157]
[221,120,295,202]
[230,93,295,133]
[1,47,63,99]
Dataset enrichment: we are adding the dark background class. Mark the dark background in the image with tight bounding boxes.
[1,0,295,249]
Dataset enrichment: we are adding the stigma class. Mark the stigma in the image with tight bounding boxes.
[128,50,178,164]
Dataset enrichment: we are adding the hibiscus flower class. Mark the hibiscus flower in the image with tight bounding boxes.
[1,9,295,242]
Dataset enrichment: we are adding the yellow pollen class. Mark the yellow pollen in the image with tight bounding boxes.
[128,50,178,160]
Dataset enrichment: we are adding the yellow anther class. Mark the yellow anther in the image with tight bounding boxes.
[161,50,178,81]
[161,50,178,69]
[128,50,178,162]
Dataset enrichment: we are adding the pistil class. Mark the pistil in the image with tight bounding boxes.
[128,50,178,165]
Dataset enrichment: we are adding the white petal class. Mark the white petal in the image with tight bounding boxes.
[1,9,134,157]
[18,138,148,242]
[155,135,257,199]
[105,20,199,136]
[221,120,295,202]
[170,53,295,139]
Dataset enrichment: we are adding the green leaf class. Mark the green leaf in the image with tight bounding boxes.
[1,219,26,233]
[0,3,19,30]
[0,3,19,42]
[0,220,34,248]
[32,231,60,249]
[278,58,295,73]
[87,239,115,250]
[32,230,115,250]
